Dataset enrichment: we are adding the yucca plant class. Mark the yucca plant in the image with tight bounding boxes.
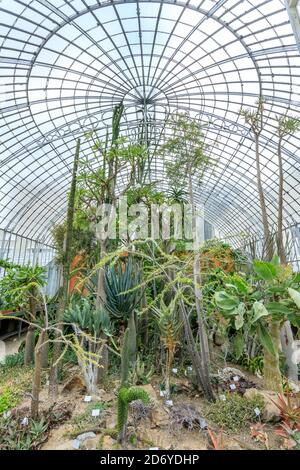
[152,298,182,397]
[64,298,111,393]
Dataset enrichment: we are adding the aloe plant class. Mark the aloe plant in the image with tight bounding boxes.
[64,299,111,393]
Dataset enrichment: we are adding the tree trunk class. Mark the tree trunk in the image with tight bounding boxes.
[277,136,287,264]
[254,134,274,261]
[24,296,37,366]
[31,329,46,419]
[96,238,109,383]
[280,320,298,382]
[41,331,49,369]
[188,172,214,401]
[263,320,282,392]
[49,139,80,399]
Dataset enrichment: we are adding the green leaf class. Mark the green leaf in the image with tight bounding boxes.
[235,314,244,330]
[214,291,239,311]
[231,332,244,359]
[253,260,277,281]
[252,301,270,323]
[265,302,292,317]
[288,288,300,309]
[257,323,276,356]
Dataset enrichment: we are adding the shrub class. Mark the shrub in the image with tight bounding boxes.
[204,393,265,433]
[0,388,18,414]
[0,351,24,370]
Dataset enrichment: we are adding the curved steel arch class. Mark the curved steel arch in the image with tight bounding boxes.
[0,0,300,245]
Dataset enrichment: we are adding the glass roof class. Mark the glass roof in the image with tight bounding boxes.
[0,0,299,245]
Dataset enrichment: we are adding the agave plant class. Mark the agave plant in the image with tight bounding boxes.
[104,256,142,320]
[105,256,143,366]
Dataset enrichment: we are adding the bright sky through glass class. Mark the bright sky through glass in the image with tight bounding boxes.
[0,0,299,244]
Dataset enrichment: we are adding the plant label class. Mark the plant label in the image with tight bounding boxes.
[254,407,261,416]
[21,417,29,426]
[219,394,226,401]
[92,409,100,417]
[165,399,173,407]
[3,411,11,418]
[160,390,167,397]
[172,368,178,374]
[229,384,236,390]
[233,375,240,382]
[72,439,81,449]
[187,366,193,371]
[149,447,159,450]
[84,395,92,402]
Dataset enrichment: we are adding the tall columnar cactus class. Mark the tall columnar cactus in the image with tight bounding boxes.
[121,328,130,387]
[117,387,150,442]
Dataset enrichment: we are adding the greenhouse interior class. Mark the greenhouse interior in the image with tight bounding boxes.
[0,0,300,453]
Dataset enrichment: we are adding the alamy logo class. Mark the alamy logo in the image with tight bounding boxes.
[91,196,204,250]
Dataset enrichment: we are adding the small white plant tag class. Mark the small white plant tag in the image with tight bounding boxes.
[21,417,29,426]
[254,407,261,416]
[229,384,236,390]
[84,395,92,402]
[91,409,100,417]
[219,394,226,401]
[165,399,173,407]
[3,411,11,418]
[149,447,159,450]
[172,368,178,374]
[233,375,240,382]
[72,439,80,449]
[160,390,167,397]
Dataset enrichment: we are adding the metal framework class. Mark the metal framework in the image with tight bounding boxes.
[0,0,300,259]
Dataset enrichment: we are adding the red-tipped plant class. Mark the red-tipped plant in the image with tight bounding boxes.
[271,394,300,429]
[207,429,225,450]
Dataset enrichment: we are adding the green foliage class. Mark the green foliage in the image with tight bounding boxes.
[0,264,46,310]
[105,257,142,320]
[159,113,214,188]
[70,402,108,436]
[117,386,150,440]
[0,389,18,414]
[64,298,111,336]
[205,393,265,433]
[0,351,24,370]
[0,414,48,450]
[131,355,154,385]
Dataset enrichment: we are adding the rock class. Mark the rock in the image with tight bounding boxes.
[81,438,98,450]
[93,389,114,403]
[244,388,285,422]
[150,407,169,427]
[102,435,116,450]
[62,375,86,394]
[106,413,117,429]
[218,367,245,382]
[76,431,97,442]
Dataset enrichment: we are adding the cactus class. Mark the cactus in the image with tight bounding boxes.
[130,355,155,385]
[121,328,130,387]
[117,386,150,442]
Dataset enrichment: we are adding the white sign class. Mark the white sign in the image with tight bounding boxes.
[72,439,80,449]
[84,396,92,402]
[165,399,173,407]
[92,409,100,417]
[229,384,236,390]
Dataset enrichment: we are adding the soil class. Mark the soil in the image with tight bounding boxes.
[17,366,285,451]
